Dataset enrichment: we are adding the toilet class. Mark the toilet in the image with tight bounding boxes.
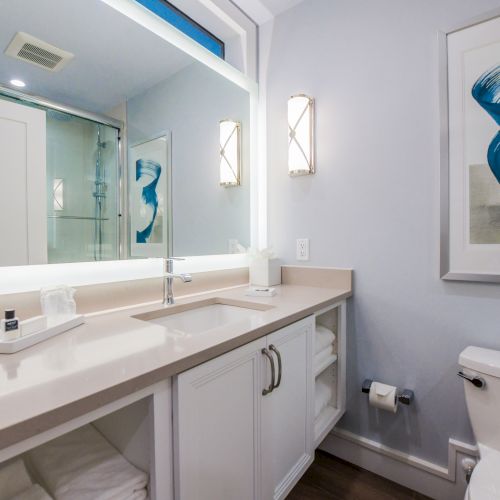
[459,346,500,500]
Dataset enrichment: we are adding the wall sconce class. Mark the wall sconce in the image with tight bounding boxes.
[220,119,241,187]
[53,178,64,210]
[288,94,314,176]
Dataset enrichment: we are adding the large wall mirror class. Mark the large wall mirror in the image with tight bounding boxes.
[0,0,251,268]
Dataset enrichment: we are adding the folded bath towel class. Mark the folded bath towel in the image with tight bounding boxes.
[0,459,33,500]
[315,326,335,354]
[28,424,148,500]
[315,376,333,418]
[10,484,53,500]
[314,345,335,369]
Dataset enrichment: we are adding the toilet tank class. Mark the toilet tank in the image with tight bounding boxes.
[459,346,500,452]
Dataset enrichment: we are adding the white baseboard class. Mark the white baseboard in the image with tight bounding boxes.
[320,428,478,500]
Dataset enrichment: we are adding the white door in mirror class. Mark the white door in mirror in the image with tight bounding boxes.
[0,100,46,266]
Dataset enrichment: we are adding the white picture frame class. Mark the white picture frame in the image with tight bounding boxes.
[440,10,500,282]
[129,134,172,258]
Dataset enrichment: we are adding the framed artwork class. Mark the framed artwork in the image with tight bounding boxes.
[129,134,171,258]
[440,11,500,282]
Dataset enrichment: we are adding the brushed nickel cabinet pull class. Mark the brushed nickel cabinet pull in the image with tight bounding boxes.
[262,348,275,395]
[269,344,282,389]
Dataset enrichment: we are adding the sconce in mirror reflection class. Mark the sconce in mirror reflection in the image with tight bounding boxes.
[220,119,241,187]
[53,178,64,210]
[288,94,314,176]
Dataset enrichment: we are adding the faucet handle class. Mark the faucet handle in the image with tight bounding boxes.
[164,257,185,273]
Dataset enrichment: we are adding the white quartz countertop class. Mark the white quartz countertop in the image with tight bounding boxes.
[0,283,350,447]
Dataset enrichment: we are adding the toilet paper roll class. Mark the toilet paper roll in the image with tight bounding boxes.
[368,381,398,413]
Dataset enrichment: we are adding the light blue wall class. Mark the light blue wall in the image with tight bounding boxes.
[127,62,251,256]
[264,0,500,466]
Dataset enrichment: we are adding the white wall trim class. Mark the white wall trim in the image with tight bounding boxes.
[321,428,478,500]
[200,0,258,80]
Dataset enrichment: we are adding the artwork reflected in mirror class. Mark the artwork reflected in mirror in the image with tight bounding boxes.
[129,136,169,258]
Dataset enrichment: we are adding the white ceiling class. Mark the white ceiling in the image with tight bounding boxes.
[0,0,194,114]
[230,0,305,24]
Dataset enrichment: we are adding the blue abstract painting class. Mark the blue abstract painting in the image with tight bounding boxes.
[472,65,500,183]
[136,159,162,244]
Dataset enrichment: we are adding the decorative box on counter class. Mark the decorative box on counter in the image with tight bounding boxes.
[249,249,281,287]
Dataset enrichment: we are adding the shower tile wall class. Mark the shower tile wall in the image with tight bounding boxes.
[46,114,119,263]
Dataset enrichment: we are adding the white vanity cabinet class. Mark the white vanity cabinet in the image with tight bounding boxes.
[173,316,314,500]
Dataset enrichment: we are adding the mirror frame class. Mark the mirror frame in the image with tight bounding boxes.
[0,0,263,294]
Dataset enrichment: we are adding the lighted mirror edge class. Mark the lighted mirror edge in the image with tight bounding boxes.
[0,0,262,294]
[0,254,249,294]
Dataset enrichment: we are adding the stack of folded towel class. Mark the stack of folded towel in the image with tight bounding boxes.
[0,458,52,500]
[314,325,336,368]
[27,424,148,500]
[315,373,334,419]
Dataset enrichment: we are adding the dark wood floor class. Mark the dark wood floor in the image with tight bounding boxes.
[287,451,432,500]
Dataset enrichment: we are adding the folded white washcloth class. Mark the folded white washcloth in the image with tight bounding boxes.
[0,459,33,500]
[315,325,335,354]
[10,484,53,500]
[314,345,335,369]
[28,424,148,500]
[315,377,333,418]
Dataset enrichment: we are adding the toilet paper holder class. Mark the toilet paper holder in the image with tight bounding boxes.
[361,379,414,406]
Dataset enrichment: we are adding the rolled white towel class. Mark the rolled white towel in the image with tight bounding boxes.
[10,484,53,500]
[315,326,335,354]
[315,377,333,418]
[0,459,33,500]
[28,424,148,500]
[314,345,334,368]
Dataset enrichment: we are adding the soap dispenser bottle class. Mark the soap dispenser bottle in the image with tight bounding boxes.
[1,309,20,341]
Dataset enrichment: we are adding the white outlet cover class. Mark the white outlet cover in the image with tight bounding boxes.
[296,238,309,261]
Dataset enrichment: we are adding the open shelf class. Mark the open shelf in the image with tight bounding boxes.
[313,301,346,447]
[0,381,172,500]
[314,352,337,378]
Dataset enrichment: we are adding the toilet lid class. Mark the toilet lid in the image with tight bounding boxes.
[468,452,500,500]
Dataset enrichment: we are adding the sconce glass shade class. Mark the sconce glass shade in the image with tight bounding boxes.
[288,94,314,175]
[220,119,241,186]
[53,178,64,210]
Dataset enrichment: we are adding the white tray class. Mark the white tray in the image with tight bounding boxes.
[0,315,85,354]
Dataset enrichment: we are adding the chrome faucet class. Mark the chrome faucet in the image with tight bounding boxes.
[163,257,192,306]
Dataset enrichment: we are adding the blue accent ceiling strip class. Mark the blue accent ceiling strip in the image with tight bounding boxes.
[135,0,224,58]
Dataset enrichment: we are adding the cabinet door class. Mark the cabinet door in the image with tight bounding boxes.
[174,337,266,500]
[261,316,314,500]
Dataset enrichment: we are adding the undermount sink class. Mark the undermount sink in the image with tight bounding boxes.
[134,298,274,336]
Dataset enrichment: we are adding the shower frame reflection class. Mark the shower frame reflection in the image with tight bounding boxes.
[0,83,124,264]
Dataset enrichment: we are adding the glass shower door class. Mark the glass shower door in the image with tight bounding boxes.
[46,111,120,264]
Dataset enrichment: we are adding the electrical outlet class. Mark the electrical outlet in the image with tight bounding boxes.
[296,238,309,261]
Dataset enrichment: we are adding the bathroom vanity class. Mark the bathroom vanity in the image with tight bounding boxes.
[0,272,351,500]
[0,1,350,497]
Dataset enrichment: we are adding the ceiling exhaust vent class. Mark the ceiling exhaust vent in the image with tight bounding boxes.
[4,32,74,72]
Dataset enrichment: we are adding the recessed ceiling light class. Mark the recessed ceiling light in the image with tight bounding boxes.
[10,79,26,88]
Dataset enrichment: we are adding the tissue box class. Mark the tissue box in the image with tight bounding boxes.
[249,258,281,287]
